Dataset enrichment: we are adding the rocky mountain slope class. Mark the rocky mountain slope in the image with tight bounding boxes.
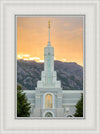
[17,60,83,90]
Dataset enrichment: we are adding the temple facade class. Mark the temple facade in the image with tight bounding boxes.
[24,21,83,117]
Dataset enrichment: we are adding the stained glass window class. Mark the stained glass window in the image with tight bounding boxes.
[45,94,52,108]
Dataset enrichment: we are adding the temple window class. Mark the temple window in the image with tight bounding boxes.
[45,94,52,108]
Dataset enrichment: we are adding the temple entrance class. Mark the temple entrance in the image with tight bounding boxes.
[45,94,52,108]
[45,112,53,117]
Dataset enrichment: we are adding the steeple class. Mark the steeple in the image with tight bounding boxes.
[47,20,51,47]
[36,20,61,89]
[48,20,50,41]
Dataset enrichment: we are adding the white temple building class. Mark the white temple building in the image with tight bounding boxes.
[24,21,83,117]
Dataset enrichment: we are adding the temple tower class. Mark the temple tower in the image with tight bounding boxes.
[37,21,61,89]
[34,21,64,117]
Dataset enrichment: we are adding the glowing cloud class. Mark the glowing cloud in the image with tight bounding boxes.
[17,55,23,59]
[54,57,57,60]
[23,54,30,57]
[39,60,44,63]
[23,58,29,60]
[62,59,67,62]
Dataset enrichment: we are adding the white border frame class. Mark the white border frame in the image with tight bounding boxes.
[0,0,100,134]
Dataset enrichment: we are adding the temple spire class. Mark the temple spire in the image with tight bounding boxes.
[48,20,50,41]
[47,20,51,47]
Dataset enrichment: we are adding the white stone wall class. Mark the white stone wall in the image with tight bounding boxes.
[23,90,83,117]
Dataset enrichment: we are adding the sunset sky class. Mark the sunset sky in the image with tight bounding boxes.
[17,16,83,66]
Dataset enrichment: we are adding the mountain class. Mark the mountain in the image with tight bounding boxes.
[17,60,83,90]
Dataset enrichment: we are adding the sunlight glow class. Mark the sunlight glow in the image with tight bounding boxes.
[17,55,44,62]
[23,58,29,61]
[17,54,82,66]
[23,54,30,57]
[62,59,67,62]
[39,60,44,63]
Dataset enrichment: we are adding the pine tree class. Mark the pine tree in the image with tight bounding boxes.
[74,93,83,117]
[17,85,31,117]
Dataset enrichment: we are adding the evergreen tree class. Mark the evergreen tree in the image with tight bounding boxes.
[74,93,83,117]
[17,85,31,117]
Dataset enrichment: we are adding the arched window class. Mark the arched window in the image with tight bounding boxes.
[67,115,72,117]
[45,112,53,117]
[45,94,52,108]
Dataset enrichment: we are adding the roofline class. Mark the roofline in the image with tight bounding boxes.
[63,90,83,93]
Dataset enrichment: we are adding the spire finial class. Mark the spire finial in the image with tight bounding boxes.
[48,20,50,28]
[47,20,51,47]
